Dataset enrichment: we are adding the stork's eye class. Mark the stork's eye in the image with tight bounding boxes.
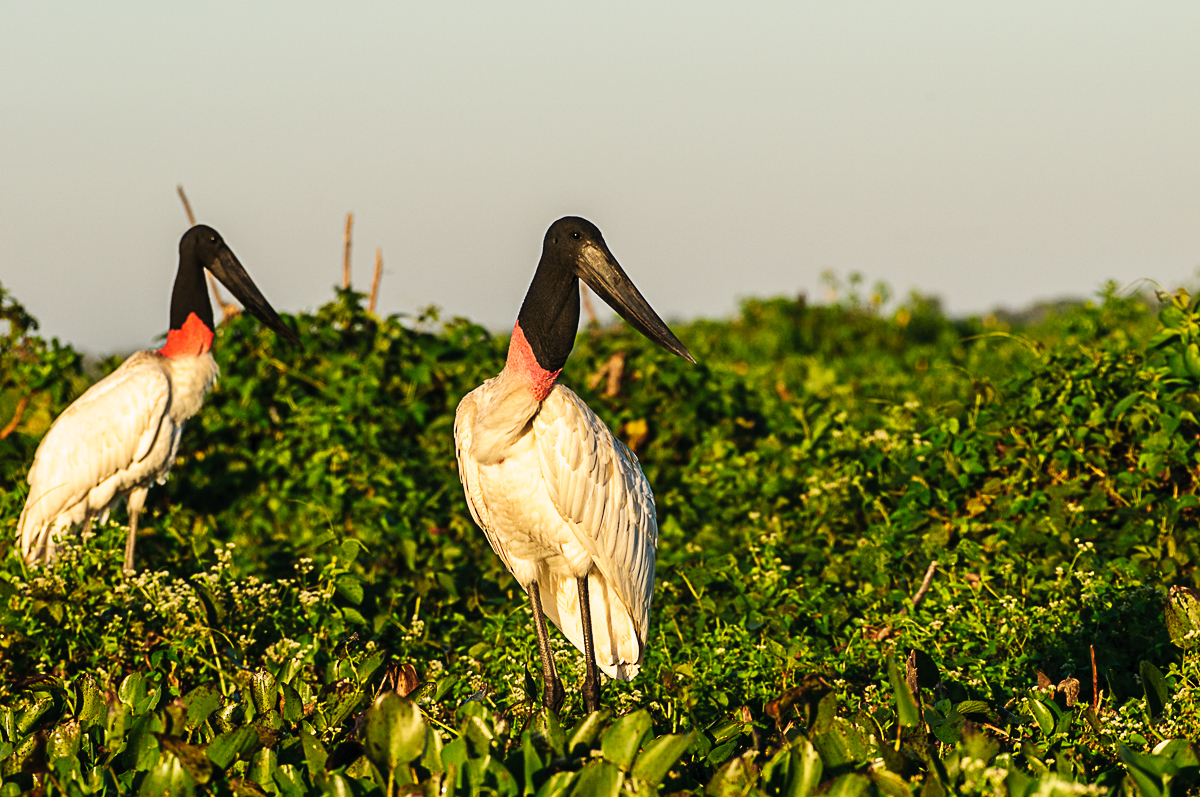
[571,231,582,241]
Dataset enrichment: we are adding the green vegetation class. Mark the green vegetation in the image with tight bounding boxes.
[0,275,1198,795]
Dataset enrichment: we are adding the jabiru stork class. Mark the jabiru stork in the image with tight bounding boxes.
[18,224,299,573]
[454,217,694,713]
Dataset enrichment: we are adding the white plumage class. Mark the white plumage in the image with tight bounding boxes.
[455,369,657,680]
[19,350,218,566]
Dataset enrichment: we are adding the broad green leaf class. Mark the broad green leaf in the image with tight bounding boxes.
[1028,698,1056,736]
[182,684,222,731]
[363,692,426,773]
[631,731,695,787]
[599,709,652,770]
[570,760,622,797]
[300,728,327,780]
[335,576,364,605]
[1140,661,1169,720]
[207,727,260,769]
[76,675,105,729]
[566,710,609,755]
[536,771,577,797]
[887,654,920,727]
[1165,586,1200,649]
[250,670,277,714]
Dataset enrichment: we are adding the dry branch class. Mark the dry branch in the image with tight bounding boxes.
[343,213,354,289]
[369,248,383,314]
[0,394,29,439]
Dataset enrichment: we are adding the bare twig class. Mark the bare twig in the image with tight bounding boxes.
[0,394,29,439]
[587,352,626,397]
[176,185,197,226]
[910,560,938,610]
[177,185,239,322]
[343,213,354,289]
[1091,643,1100,712]
[369,248,383,314]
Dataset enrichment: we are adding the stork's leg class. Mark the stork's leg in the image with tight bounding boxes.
[576,576,602,713]
[123,488,149,576]
[528,580,565,713]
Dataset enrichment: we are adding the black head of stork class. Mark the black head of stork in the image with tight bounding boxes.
[517,216,695,372]
[164,225,300,354]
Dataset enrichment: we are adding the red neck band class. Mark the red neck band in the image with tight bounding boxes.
[158,312,214,358]
[507,321,561,401]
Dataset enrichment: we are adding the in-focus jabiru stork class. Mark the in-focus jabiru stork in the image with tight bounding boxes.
[18,224,299,573]
[454,217,694,712]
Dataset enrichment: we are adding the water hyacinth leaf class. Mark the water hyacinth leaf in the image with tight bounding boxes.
[789,738,824,797]
[523,730,544,794]
[160,736,214,785]
[45,720,80,762]
[599,709,652,770]
[826,773,871,797]
[631,731,695,787]
[76,675,105,729]
[207,727,260,769]
[138,750,195,797]
[1152,738,1199,767]
[363,692,426,772]
[538,709,566,758]
[570,760,622,797]
[182,683,222,730]
[1028,699,1056,737]
[300,728,327,780]
[1139,661,1169,720]
[1120,745,1173,797]
[886,654,920,727]
[536,771,577,797]
[423,725,445,775]
[251,671,277,714]
[118,673,149,711]
[955,700,991,717]
[336,576,363,605]
[281,683,303,723]
[812,716,874,768]
[706,754,757,797]
[566,710,609,755]
[1165,586,1200,649]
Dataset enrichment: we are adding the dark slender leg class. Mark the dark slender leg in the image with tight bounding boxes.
[577,576,601,713]
[528,581,565,713]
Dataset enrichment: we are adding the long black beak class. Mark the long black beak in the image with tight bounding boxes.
[207,247,301,345]
[578,244,695,363]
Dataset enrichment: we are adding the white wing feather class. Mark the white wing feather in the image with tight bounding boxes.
[535,385,658,674]
[19,352,174,563]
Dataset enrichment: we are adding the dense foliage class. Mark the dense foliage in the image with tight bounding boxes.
[0,275,1198,795]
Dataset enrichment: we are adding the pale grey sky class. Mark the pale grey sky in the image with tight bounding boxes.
[2,3,1199,353]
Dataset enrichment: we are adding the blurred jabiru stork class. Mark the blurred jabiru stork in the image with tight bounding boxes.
[454,217,694,713]
[18,224,299,573]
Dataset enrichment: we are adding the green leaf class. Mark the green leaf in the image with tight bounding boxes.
[250,670,277,715]
[631,731,695,787]
[536,771,577,797]
[336,576,364,605]
[207,727,260,769]
[566,710,609,755]
[1028,698,1056,736]
[1140,661,1170,720]
[954,700,991,716]
[300,727,327,781]
[363,692,426,773]
[182,683,222,731]
[570,760,622,797]
[76,675,106,729]
[599,709,652,770]
[887,654,920,727]
[706,754,756,797]
[1166,586,1200,649]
